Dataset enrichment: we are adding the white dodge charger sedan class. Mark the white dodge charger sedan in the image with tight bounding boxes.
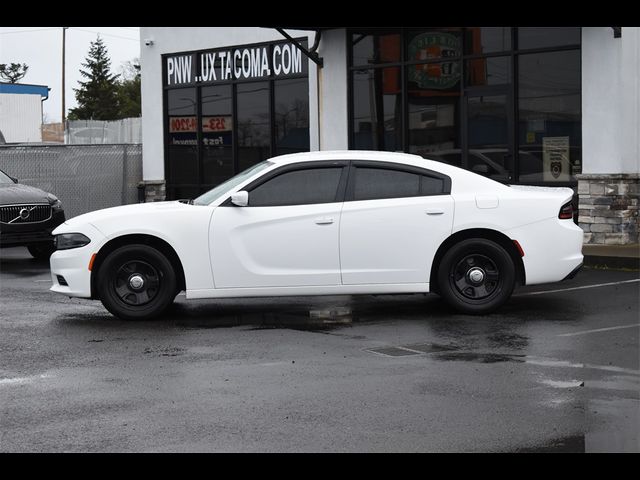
[50,151,584,320]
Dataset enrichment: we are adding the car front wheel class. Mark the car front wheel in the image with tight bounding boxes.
[437,238,515,315]
[96,244,177,320]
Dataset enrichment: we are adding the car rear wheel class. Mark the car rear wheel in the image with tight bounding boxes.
[437,238,515,315]
[28,242,56,260]
[96,244,177,320]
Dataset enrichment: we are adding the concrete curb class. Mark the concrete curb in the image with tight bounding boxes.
[584,255,640,270]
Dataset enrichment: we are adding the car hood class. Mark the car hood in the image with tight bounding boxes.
[0,183,52,205]
[58,201,197,231]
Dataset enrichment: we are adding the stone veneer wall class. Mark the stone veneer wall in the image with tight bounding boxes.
[577,174,639,245]
[139,180,166,203]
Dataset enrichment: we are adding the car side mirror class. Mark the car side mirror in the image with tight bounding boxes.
[10,176,18,183]
[230,190,249,207]
[471,164,490,175]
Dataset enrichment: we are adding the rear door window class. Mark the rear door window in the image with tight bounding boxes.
[352,166,446,201]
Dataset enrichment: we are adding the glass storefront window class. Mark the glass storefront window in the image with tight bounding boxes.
[163,39,310,200]
[201,85,233,188]
[465,56,510,87]
[518,50,581,183]
[274,78,310,156]
[467,95,510,182]
[349,27,581,186]
[237,82,271,172]
[464,27,511,55]
[352,67,402,151]
[167,88,198,198]
[407,62,461,157]
[351,30,401,66]
[518,27,580,50]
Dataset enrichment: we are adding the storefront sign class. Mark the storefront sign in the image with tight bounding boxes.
[165,41,308,87]
[543,136,570,181]
[169,116,197,133]
[407,32,461,90]
[202,116,232,132]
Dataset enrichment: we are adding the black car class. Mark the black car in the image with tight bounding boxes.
[0,168,66,260]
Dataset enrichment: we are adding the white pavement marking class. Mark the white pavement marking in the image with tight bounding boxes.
[557,323,640,337]
[515,278,640,296]
[34,279,52,283]
[525,357,640,376]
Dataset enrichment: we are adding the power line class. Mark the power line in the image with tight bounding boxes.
[0,27,59,35]
[69,28,139,42]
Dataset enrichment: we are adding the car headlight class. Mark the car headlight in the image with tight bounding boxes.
[48,194,63,210]
[54,233,91,250]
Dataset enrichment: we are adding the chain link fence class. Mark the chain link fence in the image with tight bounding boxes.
[67,118,142,144]
[0,144,142,219]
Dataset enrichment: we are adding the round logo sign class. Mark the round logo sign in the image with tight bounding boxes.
[407,32,461,90]
[19,208,30,220]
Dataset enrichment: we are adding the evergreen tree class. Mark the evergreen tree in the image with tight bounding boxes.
[116,60,141,118]
[68,36,120,120]
[0,63,29,83]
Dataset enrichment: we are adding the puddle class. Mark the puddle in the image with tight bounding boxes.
[432,352,526,364]
[515,435,585,453]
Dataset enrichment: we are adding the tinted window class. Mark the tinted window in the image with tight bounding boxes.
[249,167,343,206]
[422,175,445,195]
[354,168,419,201]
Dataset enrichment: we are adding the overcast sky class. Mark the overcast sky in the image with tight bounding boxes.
[0,27,140,123]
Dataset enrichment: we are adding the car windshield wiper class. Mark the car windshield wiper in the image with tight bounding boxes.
[177,198,194,205]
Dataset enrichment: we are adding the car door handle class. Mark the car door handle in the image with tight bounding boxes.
[314,217,334,225]
[425,209,444,215]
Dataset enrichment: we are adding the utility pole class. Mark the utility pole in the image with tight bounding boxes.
[61,27,68,126]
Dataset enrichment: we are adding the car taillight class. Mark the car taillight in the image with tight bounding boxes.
[559,201,574,219]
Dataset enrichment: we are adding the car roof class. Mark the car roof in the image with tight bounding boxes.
[270,150,433,166]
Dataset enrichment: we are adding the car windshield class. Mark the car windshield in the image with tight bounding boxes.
[0,169,14,184]
[193,160,274,205]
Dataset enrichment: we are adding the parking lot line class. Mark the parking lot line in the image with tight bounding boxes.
[515,278,640,297]
[557,323,640,337]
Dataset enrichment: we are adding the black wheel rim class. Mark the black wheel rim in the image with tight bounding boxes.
[113,260,161,306]
[450,253,500,301]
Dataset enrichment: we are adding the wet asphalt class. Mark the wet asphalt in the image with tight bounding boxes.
[0,246,638,452]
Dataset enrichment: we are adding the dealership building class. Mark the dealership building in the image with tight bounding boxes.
[139,27,639,245]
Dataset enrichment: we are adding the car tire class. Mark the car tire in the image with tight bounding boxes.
[27,242,56,260]
[437,238,515,315]
[96,244,177,320]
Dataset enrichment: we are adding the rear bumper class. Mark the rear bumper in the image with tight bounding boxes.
[563,262,583,281]
[507,217,584,285]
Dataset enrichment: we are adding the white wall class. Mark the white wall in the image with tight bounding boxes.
[0,93,42,143]
[317,29,349,150]
[140,27,319,181]
[582,27,640,175]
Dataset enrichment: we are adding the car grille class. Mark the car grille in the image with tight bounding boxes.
[0,204,52,224]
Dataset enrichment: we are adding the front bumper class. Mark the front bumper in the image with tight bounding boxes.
[0,209,65,247]
[49,223,105,298]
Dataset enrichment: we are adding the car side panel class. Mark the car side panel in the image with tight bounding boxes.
[60,204,216,292]
[506,217,583,284]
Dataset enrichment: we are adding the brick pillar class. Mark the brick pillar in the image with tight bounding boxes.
[577,174,639,245]
[138,180,166,202]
